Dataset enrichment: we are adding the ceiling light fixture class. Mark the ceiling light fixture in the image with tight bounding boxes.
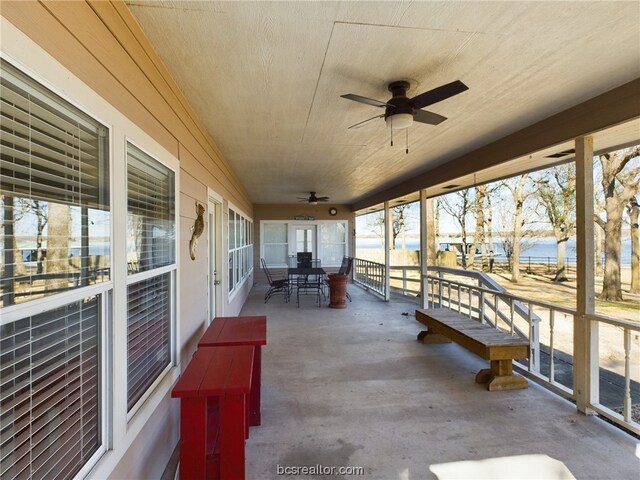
[385,113,413,130]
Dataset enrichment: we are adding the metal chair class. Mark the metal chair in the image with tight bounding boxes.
[294,252,322,307]
[261,258,289,303]
[325,256,353,302]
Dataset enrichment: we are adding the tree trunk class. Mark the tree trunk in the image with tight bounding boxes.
[600,203,623,300]
[46,203,71,291]
[511,211,522,283]
[629,202,639,294]
[595,223,604,277]
[472,186,487,271]
[426,198,437,266]
[555,230,569,282]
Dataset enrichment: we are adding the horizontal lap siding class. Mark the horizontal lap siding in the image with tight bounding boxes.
[1,0,252,215]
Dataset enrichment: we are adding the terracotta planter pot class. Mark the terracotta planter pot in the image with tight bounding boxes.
[328,274,348,309]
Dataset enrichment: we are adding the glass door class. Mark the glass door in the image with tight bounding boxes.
[290,225,316,266]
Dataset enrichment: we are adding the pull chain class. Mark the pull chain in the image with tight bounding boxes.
[405,128,409,154]
[390,120,394,147]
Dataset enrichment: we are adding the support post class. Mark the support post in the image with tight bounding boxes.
[574,135,598,414]
[384,201,391,302]
[420,189,428,308]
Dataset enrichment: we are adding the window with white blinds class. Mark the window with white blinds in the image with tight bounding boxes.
[0,59,108,480]
[126,273,171,411]
[126,143,175,275]
[0,295,102,480]
[126,143,175,412]
[0,58,110,307]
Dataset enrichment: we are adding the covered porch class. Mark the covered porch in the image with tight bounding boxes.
[239,284,637,479]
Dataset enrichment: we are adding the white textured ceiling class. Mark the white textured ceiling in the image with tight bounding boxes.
[126,1,640,205]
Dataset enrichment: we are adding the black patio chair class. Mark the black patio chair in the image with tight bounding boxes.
[261,258,289,303]
[325,256,353,302]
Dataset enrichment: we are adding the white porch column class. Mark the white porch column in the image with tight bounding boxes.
[574,135,598,414]
[384,201,391,302]
[420,189,428,309]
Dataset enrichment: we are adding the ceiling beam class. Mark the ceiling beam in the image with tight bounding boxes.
[350,78,640,212]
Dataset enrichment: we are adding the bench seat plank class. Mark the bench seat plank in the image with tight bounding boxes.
[416,308,529,391]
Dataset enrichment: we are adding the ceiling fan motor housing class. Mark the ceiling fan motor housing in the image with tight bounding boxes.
[385,81,414,125]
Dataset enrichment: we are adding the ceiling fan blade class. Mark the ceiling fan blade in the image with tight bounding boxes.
[317,197,330,202]
[341,93,393,108]
[409,80,468,110]
[348,113,385,129]
[413,109,447,125]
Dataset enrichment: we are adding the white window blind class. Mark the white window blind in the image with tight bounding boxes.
[0,59,108,208]
[126,273,171,411]
[126,143,175,275]
[0,295,101,480]
[1,58,110,307]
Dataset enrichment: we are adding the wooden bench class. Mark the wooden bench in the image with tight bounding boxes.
[415,308,529,391]
[172,345,253,479]
[198,316,267,426]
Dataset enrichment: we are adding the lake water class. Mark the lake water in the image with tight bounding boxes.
[356,236,633,266]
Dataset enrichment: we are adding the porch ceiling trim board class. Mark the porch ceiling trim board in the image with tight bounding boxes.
[350,77,640,211]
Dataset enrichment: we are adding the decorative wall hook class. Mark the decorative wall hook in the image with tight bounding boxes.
[190,202,205,260]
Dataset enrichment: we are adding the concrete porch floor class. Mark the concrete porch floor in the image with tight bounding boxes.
[240,283,639,479]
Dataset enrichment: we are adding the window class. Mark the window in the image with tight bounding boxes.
[0,59,108,479]
[261,223,288,266]
[228,207,253,295]
[126,143,175,413]
[320,222,347,266]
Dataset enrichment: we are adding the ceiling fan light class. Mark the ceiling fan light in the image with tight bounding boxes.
[386,113,413,129]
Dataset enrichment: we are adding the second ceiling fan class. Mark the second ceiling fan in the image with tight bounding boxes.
[341,79,468,130]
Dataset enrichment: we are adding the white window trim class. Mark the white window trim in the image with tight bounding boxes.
[260,219,349,268]
[124,137,179,419]
[227,202,254,302]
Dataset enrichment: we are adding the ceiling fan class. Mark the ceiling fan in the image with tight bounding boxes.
[341,79,468,130]
[297,192,329,205]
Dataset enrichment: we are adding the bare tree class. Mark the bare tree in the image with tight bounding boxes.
[471,185,487,270]
[16,198,48,274]
[595,147,640,301]
[441,189,474,268]
[45,202,71,291]
[502,174,533,283]
[534,164,576,282]
[365,204,416,250]
[426,197,437,265]
[627,196,639,294]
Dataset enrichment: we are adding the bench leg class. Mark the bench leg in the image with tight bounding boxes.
[417,329,452,344]
[220,393,246,479]
[476,360,528,391]
[249,346,262,426]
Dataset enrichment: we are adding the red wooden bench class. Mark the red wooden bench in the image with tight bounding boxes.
[198,316,267,426]
[172,345,253,480]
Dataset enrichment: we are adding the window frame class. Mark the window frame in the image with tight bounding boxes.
[227,203,253,300]
[0,54,113,480]
[124,139,178,420]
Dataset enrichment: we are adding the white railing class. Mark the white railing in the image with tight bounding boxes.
[353,258,386,296]
[423,271,640,435]
[389,265,421,296]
